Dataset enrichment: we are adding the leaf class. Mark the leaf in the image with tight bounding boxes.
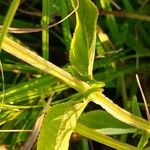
[138,133,150,149]
[69,0,98,80]
[130,97,150,149]
[60,0,72,49]
[144,147,150,150]
[75,123,139,150]
[48,0,61,22]
[79,110,137,135]
[0,75,62,104]
[79,110,133,129]
[24,93,54,150]
[99,0,120,44]
[131,95,142,117]
[37,99,89,150]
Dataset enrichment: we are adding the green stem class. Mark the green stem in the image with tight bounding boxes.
[0,0,20,48]
[0,0,20,104]
[60,0,72,49]
[42,0,50,60]
[2,36,150,134]
[75,123,140,150]
[0,103,42,110]
[120,76,128,107]
[91,93,150,133]
[3,37,90,93]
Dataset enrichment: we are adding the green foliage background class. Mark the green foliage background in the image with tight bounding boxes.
[0,0,150,149]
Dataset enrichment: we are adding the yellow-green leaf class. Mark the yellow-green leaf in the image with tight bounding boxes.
[69,0,98,80]
[37,99,89,150]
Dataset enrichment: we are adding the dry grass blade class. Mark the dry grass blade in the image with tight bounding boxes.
[99,10,150,22]
[109,0,121,10]
[136,74,150,121]
[0,62,5,104]
[24,93,54,150]
[0,0,79,34]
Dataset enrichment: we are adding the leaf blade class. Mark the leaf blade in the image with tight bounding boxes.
[70,0,98,79]
[37,99,89,150]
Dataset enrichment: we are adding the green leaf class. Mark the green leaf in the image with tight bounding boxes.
[60,0,72,49]
[69,0,98,79]
[130,97,150,149]
[131,96,142,117]
[79,110,137,135]
[0,75,64,104]
[144,147,150,150]
[37,99,89,150]
[99,0,120,44]
[138,132,150,149]
[75,123,139,150]
[79,110,133,129]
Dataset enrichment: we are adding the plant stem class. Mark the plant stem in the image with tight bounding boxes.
[75,123,140,150]
[91,92,150,133]
[42,0,50,60]
[3,37,90,93]
[2,36,150,134]
[99,10,150,22]
[0,0,20,104]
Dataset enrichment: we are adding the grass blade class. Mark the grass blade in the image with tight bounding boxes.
[42,0,50,60]
[60,0,72,49]
[0,0,20,48]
